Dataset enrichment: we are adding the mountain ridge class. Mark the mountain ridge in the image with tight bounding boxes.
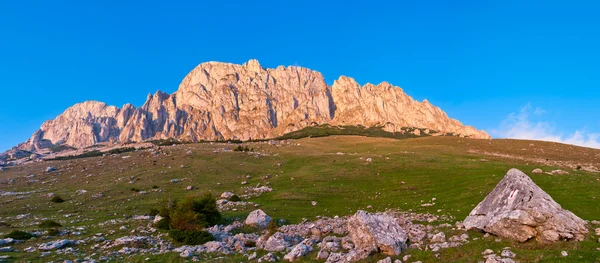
[5,59,490,156]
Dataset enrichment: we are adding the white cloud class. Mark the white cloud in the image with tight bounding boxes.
[492,104,600,149]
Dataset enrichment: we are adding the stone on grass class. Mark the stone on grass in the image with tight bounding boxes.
[38,239,73,250]
[45,166,57,172]
[283,239,314,261]
[347,210,408,256]
[531,168,543,174]
[263,232,290,252]
[245,209,272,228]
[463,169,588,243]
[430,232,446,243]
[221,192,234,199]
[551,170,569,175]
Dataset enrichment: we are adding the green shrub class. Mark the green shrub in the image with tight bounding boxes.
[266,220,278,237]
[229,195,241,202]
[152,185,159,189]
[47,228,60,236]
[39,220,62,228]
[4,230,34,240]
[168,230,214,245]
[130,187,140,192]
[51,196,64,203]
[155,217,170,230]
[149,208,160,216]
[188,193,221,226]
[152,193,222,241]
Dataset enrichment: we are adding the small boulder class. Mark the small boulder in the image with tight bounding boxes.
[347,210,408,256]
[221,192,234,199]
[245,209,272,228]
[263,232,291,252]
[38,239,73,250]
[551,170,569,175]
[283,239,314,261]
[531,168,543,174]
[463,169,588,243]
[45,166,57,172]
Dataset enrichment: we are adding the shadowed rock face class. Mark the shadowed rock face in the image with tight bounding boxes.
[10,59,490,151]
[463,168,588,243]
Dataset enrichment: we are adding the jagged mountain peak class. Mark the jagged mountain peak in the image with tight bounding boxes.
[8,60,490,154]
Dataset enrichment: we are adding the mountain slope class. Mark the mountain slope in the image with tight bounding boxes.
[10,59,490,153]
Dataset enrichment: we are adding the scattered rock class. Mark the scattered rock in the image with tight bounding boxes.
[377,257,393,263]
[561,251,568,257]
[245,209,272,228]
[45,166,57,172]
[38,239,73,250]
[531,168,543,174]
[221,192,234,199]
[501,249,516,258]
[347,210,408,256]
[186,185,195,191]
[317,249,330,260]
[263,232,291,252]
[463,168,588,243]
[551,170,569,175]
[283,239,314,261]
[430,232,446,243]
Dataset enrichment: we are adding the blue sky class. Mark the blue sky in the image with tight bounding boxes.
[1,0,599,151]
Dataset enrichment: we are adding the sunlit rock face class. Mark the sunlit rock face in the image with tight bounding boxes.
[14,59,490,150]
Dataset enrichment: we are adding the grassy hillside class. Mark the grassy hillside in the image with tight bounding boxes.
[0,136,599,262]
[274,124,439,140]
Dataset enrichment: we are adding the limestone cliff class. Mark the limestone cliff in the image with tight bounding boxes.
[11,59,490,152]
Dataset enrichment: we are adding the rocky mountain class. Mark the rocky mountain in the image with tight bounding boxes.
[8,59,490,154]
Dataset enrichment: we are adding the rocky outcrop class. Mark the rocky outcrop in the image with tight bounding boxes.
[463,168,588,243]
[9,59,490,152]
[347,210,408,256]
[244,209,272,228]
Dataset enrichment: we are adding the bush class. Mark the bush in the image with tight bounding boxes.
[229,195,241,202]
[130,187,140,192]
[152,185,159,189]
[267,220,278,237]
[152,193,222,245]
[577,165,582,170]
[168,230,214,245]
[149,208,160,217]
[51,196,64,203]
[4,230,34,240]
[47,228,60,236]
[155,217,170,230]
[39,220,62,228]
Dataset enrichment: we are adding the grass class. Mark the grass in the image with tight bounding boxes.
[274,124,437,140]
[0,136,598,262]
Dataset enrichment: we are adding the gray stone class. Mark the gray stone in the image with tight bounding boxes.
[316,249,329,260]
[38,239,73,250]
[283,239,314,261]
[463,169,588,243]
[347,210,408,256]
[245,209,272,228]
[430,232,446,243]
[263,232,291,252]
